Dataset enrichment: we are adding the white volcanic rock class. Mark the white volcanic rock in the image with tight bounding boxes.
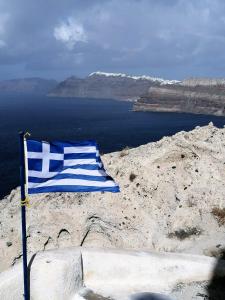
[89,71,180,85]
[0,124,225,272]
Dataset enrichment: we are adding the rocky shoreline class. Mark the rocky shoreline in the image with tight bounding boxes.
[0,123,225,273]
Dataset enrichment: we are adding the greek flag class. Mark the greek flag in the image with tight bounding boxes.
[25,139,120,194]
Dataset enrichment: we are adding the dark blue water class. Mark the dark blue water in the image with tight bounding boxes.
[1,95,225,199]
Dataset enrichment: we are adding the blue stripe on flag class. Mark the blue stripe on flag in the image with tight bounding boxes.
[28,185,120,194]
[64,153,97,160]
[63,165,102,170]
[28,174,112,183]
[51,140,98,147]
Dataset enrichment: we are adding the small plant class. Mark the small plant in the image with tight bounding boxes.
[129,172,137,182]
[168,227,202,240]
[186,198,195,208]
[120,146,130,157]
[211,207,225,226]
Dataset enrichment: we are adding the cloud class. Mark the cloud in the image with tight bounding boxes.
[0,12,9,34]
[1,0,225,80]
[0,12,9,48]
[0,40,6,48]
[54,18,87,50]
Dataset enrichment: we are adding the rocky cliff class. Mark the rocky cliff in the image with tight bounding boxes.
[0,124,225,272]
[181,77,225,87]
[50,74,225,116]
[0,78,57,95]
[49,72,179,101]
[134,79,225,116]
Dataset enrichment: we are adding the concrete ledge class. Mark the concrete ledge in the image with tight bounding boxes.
[30,248,82,300]
[0,247,225,299]
[81,248,225,298]
[0,248,82,300]
[0,264,23,300]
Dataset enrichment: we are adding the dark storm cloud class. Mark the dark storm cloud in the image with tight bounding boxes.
[1,0,225,80]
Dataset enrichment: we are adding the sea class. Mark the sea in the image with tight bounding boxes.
[0,95,225,199]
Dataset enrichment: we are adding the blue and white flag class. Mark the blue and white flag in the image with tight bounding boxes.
[25,139,120,194]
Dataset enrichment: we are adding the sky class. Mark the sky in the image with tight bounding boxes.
[0,0,225,81]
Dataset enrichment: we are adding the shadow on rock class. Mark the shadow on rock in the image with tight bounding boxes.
[130,293,173,300]
[27,253,37,299]
[82,290,114,300]
[207,249,225,300]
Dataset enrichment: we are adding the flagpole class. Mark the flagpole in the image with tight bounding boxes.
[19,131,29,300]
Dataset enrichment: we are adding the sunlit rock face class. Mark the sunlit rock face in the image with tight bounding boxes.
[0,124,225,273]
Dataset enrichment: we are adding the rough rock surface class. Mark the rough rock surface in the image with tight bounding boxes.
[0,124,225,272]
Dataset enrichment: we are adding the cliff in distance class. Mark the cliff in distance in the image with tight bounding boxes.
[50,72,225,116]
[1,73,225,117]
[134,78,225,116]
[49,71,179,101]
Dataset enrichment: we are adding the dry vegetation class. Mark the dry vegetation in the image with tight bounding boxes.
[119,146,130,157]
[168,227,202,240]
[211,207,225,226]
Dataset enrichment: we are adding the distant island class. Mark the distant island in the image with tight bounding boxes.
[0,78,57,95]
[1,72,225,116]
[48,71,179,101]
[49,72,225,116]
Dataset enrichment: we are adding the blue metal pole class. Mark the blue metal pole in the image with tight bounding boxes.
[19,131,29,300]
